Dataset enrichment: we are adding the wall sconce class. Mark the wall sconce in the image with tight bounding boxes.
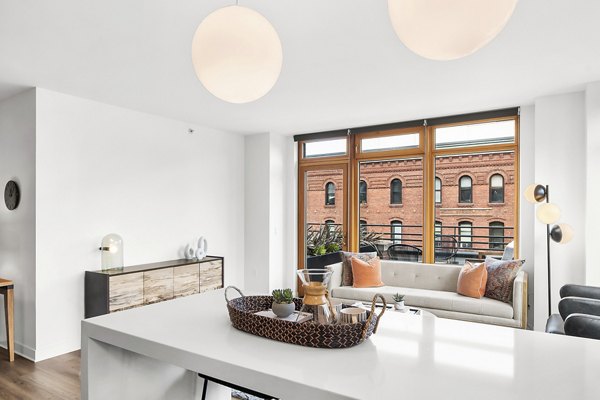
[99,233,124,271]
[524,184,574,316]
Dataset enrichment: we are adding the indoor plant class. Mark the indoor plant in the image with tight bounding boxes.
[393,293,405,311]
[272,288,295,318]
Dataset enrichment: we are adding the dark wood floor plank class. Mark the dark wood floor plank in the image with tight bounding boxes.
[0,349,81,400]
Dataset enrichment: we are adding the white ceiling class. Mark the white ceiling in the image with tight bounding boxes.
[1,0,599,135]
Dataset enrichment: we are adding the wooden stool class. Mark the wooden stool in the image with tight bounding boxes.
[0,279,14,362]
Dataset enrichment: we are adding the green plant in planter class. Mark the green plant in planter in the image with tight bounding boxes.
[393,293,405,303]
[306,224,344,256]
[272,288,295,318]
[272,288,294,304]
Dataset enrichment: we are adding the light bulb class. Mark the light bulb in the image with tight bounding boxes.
[550,224,574,244]
[387,0,518,60]
[536,203,561,225]
[524,183,546,203]
[191,6,283,104]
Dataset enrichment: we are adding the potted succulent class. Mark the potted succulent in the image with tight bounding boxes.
[272,288,295,318]
[393,293,405,311]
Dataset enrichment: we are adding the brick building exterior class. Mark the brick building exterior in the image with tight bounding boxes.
[306,151,515,253]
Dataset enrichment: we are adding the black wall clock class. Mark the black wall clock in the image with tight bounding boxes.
[4,180,20,210]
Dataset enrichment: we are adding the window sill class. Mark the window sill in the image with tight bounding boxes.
[324,204,336,208]
[457,203,474,207]
[488,202,505,206]
[389,204,404,208]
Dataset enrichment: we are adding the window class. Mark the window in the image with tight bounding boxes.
[391,220,402,243]
[489,174,504,203]
[459,222,473,248]
[434,221,442,237]
[359,180,368,204]
[459,176,472,203]
[325,182,335,205]
[489,222,505,250]
[390,179,402,204]
[298,112,518,269]
[434,221,442,247]
[435,177,442,203]
[303,138,347,158]
[325,219,336,233]
[360,220,368,235]
[361,132,420,152]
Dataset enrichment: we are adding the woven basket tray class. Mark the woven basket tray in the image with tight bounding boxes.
[225,286,386,349]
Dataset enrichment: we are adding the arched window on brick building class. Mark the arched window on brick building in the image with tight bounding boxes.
[391,220,402,243]
[390,179,402,204]
[435,177,442,203]
[325,182,335,205]
[459,176,472,203]
[459,221,473,248]
[489,221,505,250]
[489,174,504,203]
[359,180,368,204]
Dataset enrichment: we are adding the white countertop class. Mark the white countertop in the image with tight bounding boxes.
[82,289,600,400]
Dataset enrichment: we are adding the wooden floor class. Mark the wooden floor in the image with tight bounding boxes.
[0,349,80,400]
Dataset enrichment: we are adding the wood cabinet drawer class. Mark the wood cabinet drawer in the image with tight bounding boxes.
[200,260,223,293]
[173,264,199,298]
[109,273,144,312]
[143,268,174,304]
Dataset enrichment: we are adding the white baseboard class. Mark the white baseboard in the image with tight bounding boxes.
[0,340,36,361]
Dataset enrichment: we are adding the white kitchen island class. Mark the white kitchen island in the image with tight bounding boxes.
[81,289,600,400]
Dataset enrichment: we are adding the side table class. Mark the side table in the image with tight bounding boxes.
[0,278,14,362]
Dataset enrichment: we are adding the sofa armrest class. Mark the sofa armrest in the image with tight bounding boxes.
[512,271,528,329]
[560,284,600,300]
[327,262,344,291]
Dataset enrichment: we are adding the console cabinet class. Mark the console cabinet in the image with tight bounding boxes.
[85,257,224,318]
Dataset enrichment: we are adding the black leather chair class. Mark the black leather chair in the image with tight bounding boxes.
[546,284,600,340]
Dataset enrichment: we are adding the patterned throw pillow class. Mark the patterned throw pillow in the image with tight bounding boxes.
[484,257,525,303]
[341,251,377,286]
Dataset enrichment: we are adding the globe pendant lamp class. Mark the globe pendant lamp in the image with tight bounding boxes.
[191,5,283,104]
[387,0,518,61]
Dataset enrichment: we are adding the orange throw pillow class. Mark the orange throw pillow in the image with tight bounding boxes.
[351,256,384,288]
[457,261,488,298]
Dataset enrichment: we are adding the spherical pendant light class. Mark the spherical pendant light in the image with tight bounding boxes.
[191,6,283,104]
[387,0,518,61]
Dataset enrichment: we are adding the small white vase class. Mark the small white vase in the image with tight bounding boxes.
[394,301,405,311]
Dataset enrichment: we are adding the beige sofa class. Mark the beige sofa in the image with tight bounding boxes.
[328,260,527,328]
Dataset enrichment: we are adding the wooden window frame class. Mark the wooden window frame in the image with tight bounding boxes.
[297,115,520,269]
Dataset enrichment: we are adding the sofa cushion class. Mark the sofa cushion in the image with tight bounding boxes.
[380,261,461,292]
[341,251,377,286]
[351,257,384,288]
[484,257,524,303]
[331,285,513,319]
[457,261,487,298]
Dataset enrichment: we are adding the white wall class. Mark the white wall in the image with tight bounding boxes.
[533,91,587,330]
[0,89,37,360]
[519,105,535,330]
[34,89,245,360]
[244,133,271,293]
[244,133,295,293]
[585,82,600,287]
[269,134,295,291]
